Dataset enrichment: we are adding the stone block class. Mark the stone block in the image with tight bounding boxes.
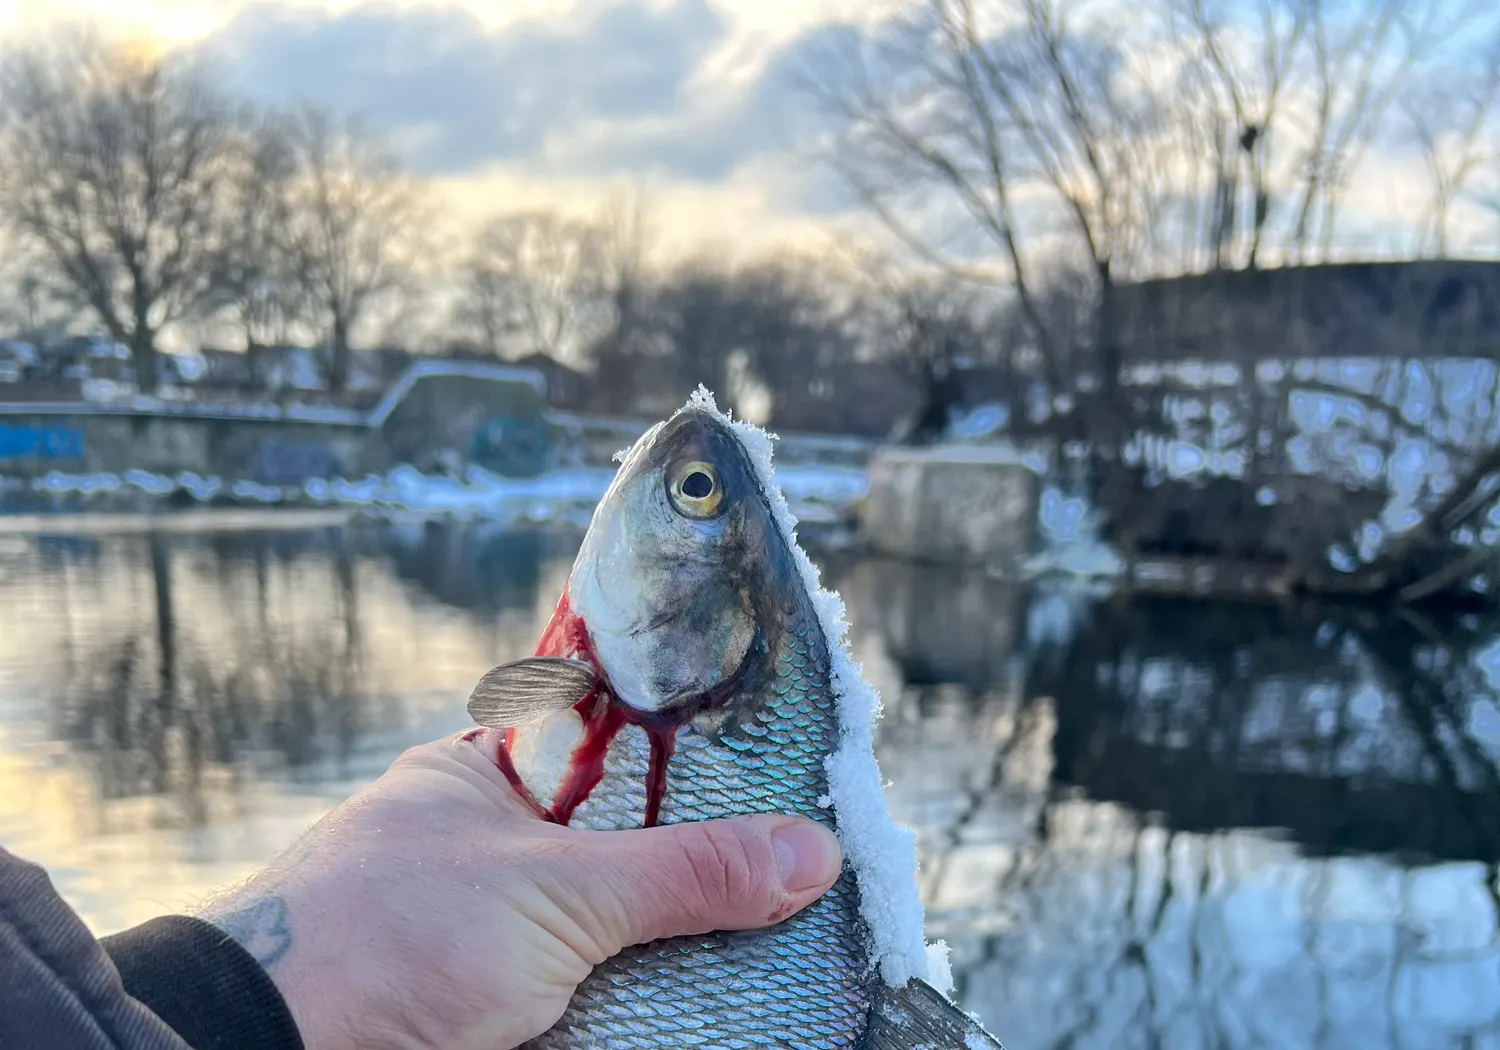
[863,445,1040,567]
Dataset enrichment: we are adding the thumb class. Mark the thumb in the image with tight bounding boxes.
[577,814,844,950]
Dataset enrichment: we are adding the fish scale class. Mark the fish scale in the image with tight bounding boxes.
[522,597,878,1050]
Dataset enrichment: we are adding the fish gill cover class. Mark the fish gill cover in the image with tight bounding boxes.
[683,386,938,989]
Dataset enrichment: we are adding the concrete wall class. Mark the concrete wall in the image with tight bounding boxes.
[1114,260,1500,363]
[546,410,878,471]
[0,362,890,512]
[0,414,367,484]
[373,365,550,475]
[863,445,1040,568]
[0,360,560,487]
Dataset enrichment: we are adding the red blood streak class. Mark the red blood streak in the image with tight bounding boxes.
[534,591,597,668]
[498,588,681,828]
[642,724,677,828]
[494,728,549,821]
[547,703,626,823]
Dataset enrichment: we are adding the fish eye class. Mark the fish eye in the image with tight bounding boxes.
[669,460,723,518]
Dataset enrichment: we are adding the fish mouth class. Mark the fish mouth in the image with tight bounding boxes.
[490,588,751,829]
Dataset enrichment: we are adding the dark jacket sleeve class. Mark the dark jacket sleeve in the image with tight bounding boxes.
[0,847,304,1050]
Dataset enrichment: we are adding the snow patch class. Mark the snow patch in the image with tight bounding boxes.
[924,940,954,996]
[1024,542,1125,578]
[14,461,864,525]
[948,401,1009,439]
[680,385,930,988]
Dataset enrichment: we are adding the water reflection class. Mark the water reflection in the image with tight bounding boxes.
[383,520,552,614]
[3,522,1500,1046]
[829,560,1500,1048]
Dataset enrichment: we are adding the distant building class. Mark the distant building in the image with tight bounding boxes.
[510,352,592,411]
[198,349,256,390]
[242,345,416,395]
[0,340,38,384]
[247,345,327,392]
[36,336,134,382]
[610,354,689,418]
[769,359,924,438]
[160,351,208,385]
[354,347,415,388]
[1113,260,1500,364]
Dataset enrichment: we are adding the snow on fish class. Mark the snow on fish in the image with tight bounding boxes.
[466,388,1006,1049]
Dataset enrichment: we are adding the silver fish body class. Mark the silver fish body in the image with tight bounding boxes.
[472,397,1006,1050]
[526,567,874,1048]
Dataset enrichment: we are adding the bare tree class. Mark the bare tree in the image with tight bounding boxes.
[595,185,655,359]
[281,106,425,391]
[1286,0,1482,261]
[807,0,1182,432]
[0,234,83,340]
[456,210,611,364]
[1170,0,1310,270]
[0,30,242,391]
[807,0,1500,464]
[834,243,1000,441]
[1404,33,1500,256]
[208,114,313,350]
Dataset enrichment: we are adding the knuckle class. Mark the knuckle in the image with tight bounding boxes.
[389,740,438,770]
[674,821,773,918]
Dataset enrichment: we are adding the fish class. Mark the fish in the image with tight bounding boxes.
[466,388,1006,1050]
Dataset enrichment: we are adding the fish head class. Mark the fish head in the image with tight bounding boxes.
[565,405,778,717]
[466,399,811,827]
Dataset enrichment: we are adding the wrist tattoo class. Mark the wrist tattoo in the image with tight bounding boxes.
[206,896,293,971]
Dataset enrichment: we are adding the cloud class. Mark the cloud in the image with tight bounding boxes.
[184,0,890,255]
[198,0,729,176]
[587,19,853,182]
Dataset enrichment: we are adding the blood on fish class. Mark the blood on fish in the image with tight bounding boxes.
[535,591,598,670]
[493,728,550,821]
[642,724,677,828]
[502,588,683,828]
[547,704,626,823]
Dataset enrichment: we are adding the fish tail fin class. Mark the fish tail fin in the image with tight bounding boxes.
[861,978,1006,1050]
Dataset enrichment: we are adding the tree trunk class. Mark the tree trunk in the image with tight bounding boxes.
[1085,266,1134,556]
[1094,265,1121,446]
[330,311,350,392]
[131,327,158,394]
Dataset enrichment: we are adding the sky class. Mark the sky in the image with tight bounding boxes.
[0,0,1485,276]
[0,0,894,263]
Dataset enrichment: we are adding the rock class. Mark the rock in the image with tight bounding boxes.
[863,445,1039,568]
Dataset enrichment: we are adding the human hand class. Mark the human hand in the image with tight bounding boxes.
[197,731,844,1050]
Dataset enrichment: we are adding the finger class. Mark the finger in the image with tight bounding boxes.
[575,814,843,950]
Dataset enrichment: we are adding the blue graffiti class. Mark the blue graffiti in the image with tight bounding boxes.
[0,422,84,460]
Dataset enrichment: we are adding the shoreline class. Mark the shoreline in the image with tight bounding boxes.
[0,507,358,534]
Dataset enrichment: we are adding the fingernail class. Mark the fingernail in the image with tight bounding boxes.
[771,820,841,893]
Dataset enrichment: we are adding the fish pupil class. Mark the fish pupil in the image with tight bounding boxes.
[682,470,714,499]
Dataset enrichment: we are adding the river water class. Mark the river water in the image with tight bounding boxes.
[2,514,1499,1049]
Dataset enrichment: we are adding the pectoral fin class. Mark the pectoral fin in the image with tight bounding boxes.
[862,978,1006,1050]
[467,658,598,728]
